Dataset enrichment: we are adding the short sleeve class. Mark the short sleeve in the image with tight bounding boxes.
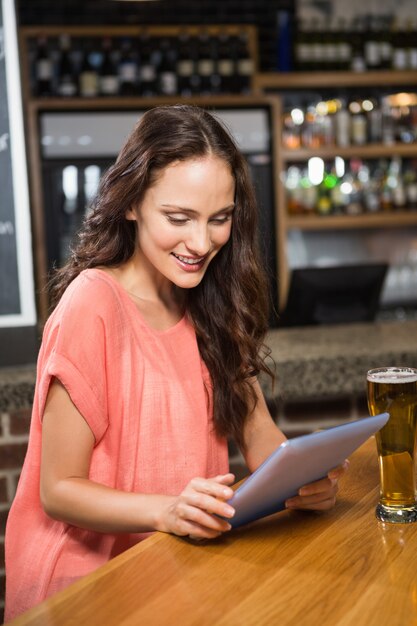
[36,274,116,444]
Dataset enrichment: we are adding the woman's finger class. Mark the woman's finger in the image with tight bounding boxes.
[185,492,235,519]
[297,476,338,497]
[178,503,233,532]
[188,477,234,501]
[328,459,350,479]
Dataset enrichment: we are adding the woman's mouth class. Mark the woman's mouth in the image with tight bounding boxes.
[171,252,207,272]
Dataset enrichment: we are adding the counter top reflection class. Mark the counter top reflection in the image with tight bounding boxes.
[263,319,417,402]
[9,438,417,626]
[3,319,417,411]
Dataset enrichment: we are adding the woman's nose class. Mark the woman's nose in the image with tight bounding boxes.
[185,225,211,256]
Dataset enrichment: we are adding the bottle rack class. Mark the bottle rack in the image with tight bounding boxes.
[20,25,259,101]
[254,72,417,310]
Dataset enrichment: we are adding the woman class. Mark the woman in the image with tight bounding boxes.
[5,105,346,620]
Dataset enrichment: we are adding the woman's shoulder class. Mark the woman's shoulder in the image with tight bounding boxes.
[48,269,126,328]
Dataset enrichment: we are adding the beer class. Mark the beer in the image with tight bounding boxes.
[367,367,417,521]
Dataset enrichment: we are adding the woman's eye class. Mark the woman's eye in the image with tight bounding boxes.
[211,215,232,225]
[167,216,189,225]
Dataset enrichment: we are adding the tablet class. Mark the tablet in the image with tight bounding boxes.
[228,412,389,528]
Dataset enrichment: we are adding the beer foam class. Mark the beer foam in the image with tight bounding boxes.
[367,368,417,384]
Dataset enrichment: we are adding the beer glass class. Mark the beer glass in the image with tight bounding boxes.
[367,367,417,523]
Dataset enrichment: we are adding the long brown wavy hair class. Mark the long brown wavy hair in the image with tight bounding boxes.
[50,104,273,449]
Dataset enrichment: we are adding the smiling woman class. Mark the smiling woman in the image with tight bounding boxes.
[124,156,235,286]
[5,104,348,621]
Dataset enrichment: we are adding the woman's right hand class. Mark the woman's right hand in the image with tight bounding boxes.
[157,473,236,539]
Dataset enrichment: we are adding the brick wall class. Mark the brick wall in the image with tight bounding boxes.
[0,407,32,624]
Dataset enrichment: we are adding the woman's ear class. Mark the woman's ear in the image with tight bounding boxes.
[125,206,137,221]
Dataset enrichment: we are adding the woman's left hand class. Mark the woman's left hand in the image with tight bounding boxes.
[285,459,350,511]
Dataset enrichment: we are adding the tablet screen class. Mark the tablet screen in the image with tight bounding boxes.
[228,412,389,528]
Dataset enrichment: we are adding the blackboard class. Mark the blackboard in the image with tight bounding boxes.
[0,0,20,315]
[0,0,36,329]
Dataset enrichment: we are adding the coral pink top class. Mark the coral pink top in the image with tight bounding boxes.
[5,269,229,620]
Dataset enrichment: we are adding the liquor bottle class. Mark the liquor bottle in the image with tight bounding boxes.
[294,18,309,72]
[276,9,293,72]
[228,35,241,93]
[209,36,222,94]
[34,37,53,96]
[197,33,215,95]
[99,38,119,97]
[344,159,364,215]
[176,33,194,96]
[336,17,352,71]
[379,16,393,69]
[322,162,340,212]
[404,161,417,208]
[56,34,77,97]
[158,38,178,96]
[310,18,325,71]
[364,15,381,70]
[380,159,393,211]
[390,157,406,210]
[381,102,395,144]
[316,181,332,216]
[349,99,367,145]
[300,168,318,215]
[235,32,254,93]
[217,33,234,93]
[406,18,417,70]
[138,34,157,97]
[118,38,138,96]
[285,166,304,215]
[335,100,351,146]
[79,42,99,98]
[322,17,338,71]
[391,18,408,70]
[329,161,347,214]
[350,17,366,72]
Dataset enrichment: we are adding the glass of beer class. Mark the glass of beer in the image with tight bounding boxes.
[367,367,417,523]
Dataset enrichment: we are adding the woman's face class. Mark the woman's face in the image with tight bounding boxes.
[126,155,235,289]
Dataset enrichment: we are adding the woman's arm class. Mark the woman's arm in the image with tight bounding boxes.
[241,379,287,473]
[241,379,348,511]
[40,379,235,539]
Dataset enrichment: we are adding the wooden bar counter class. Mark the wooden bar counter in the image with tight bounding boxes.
[8,439,417,626]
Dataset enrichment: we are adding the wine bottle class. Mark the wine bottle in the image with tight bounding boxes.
[336,17,352,71]
[391,18,408,70]
[217,33,234,93]
[235,32,254,93]
[79,42,99,98]
[350,17,366,72]
[197,33,214,95]
[158,38,178,96]
[364,15,381,70]
[294,18,309,72]
[35,37,53,97]
[99,37,119,97]
[176,33,194,96]
[56,34,77,97]
[118,38,138,96]
[138,34,157,97]
[406,18,417,70]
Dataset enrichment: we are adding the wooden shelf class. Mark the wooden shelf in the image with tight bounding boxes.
[254,70,417,91]
[20,24,255,38]
[282,143,417,161]
[27,94,277,113]
[286,211,417,231]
